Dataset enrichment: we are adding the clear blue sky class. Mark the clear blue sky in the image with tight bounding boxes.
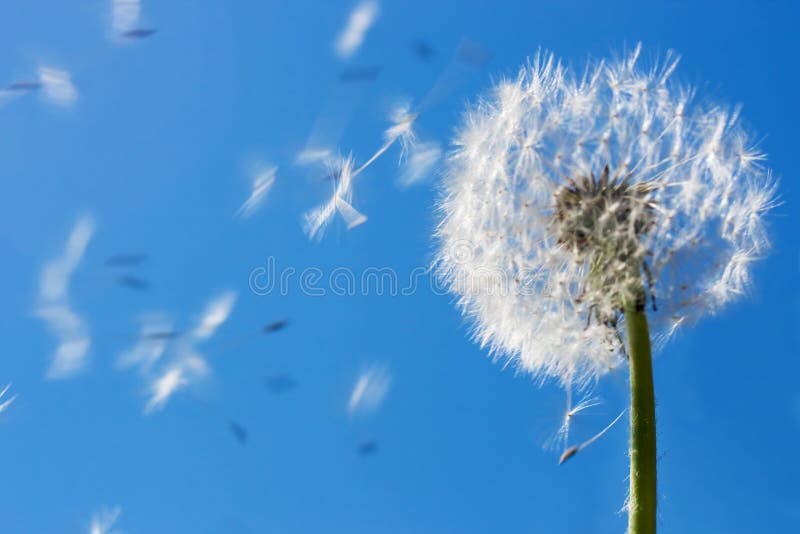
[1,1,798,532]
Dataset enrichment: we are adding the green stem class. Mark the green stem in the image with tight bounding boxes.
[625,306,657,534]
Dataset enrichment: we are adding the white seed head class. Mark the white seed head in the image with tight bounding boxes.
[435,44,776,386]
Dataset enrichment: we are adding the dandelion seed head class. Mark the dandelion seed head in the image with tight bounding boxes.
[435,44,776,385]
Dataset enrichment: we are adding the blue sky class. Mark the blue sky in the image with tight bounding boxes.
[1,1,798,532]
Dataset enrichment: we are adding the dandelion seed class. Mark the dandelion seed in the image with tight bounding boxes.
[111,0,140,34]
[111,0,156,41]
[398,141,442,187]
[235,165,277,219]
[121,28,157,39]
[144,367,187,413]
[6,81,42,92]
[37,215,94,379]
[353,104,418,174]
[38,67,77,107]
[302,105,419,239]
[0,383,17,414]
[348,364,391,416]
[117,313,173,373]
[545,387,603,452]
[259,319,289,334]
[559,409,625,465]
[334,1,380,59]
[303,154,367,239]
[89,505,122,534]
[37,305,91,379]
[40,215,94,302]
[123,292,236,413]
[193,291,238,341]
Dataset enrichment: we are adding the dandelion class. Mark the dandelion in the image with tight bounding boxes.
[435,44,776,533]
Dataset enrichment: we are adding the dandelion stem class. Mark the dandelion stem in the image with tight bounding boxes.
[625,305,657,534]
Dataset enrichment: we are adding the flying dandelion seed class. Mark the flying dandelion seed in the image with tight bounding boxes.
[38,67,78,107]
[334,1,380,59]
[6,80,42,92]
[119,292,236,413]
[144,366,188,414]
[89,505,122,534]
[398,141,442,187]
[259,319,289,334]
[36,305,91,379]
[544,387,603,453]
[303,154,366,239]
[356,102,418,172]
[193,291,238,341]
[36,215,94,379]
[111,0,140,33]
[302,104,419,239]
[121,28,157,39]
[0,383,17,414]
[111,0,156,40]
[559,409,626,465]
[117,313,174,373]
[236,165,277,219]
[348,364,391,416]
